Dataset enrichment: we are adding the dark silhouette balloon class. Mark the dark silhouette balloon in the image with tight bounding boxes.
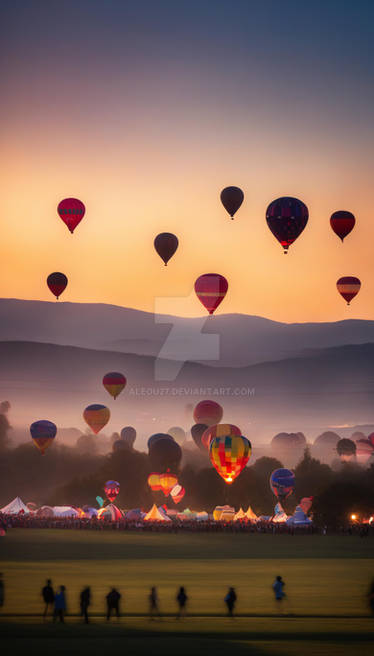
[30,420,57,455]
[220,186,244,219]
[337,438,356,461]
[336,276,361,305]
[47,272,68,300]
[266,197,308,253]
[149,436,182,471]
[147,433,175,450]
[112,439,127,453]
[193,400,223,426]
[330,211,355,242]
[194,273,228,315]
[154,233,179,265]
[190,423,208,450]
[57,198,85,234]
[120,426,136,448]
[270,468,295,500]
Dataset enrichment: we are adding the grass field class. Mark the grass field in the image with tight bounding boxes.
[1,529,374,655]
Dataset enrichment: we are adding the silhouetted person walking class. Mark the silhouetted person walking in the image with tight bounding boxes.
[53,585,66,623]
[106,588,121,620]
[176,586,188,618]
[80,586,91,623]
[0,573,4,610]
[272,576,286,612]
[42,579,54,620]
[149,586,160,619]
[225,587,237,617]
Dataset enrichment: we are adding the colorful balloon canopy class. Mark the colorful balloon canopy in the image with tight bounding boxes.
[30,420,57,455]
[104,480,120,503]
[330,211,355,242]
[194,273,228,315]
[57,197,85,234]
[102,372,127,400]
[190,423,208,450]
[220,186,244,219]
[170,484,185,504]
[147,473,162,491]
[202,423,241,450]
[193,400,223,427]
[167,426,186,444]
[266,197,308,253]
[154,232,179,265]
[83,404,110,434]
[159,472,178,496]
[209,435,251,484]
[270,468,295,500]
[47,272,68,299]
[120,426,136,448]
[336,276,361,305]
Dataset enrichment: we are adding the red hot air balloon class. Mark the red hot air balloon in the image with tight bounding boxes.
[194,273,228,315]
[154,233,179,265]
[83,404,110,434]
[330,211,355,242]
[47,272,68,300]
[104,480,120,503]
[102,372,127,400]
[336,276,361,305]
[57,198,85,234]
[220,186,244,219]
[266,197,308,253]
[193,400,223,426]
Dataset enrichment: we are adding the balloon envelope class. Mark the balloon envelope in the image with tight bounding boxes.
[337,438,356,461]
[47,272,68,299]
[330,211,355,242]
[190,423,208,450]
[102,372,127,400]
[270,468,295,500]
[149,437,182,471]
[154,232,179,265]
[120,426,136,448]
[159,472,178,496]
[193,400,223,426]
[167,426,186,444]
[147,473,162,491]
[170,484,185,504]
[57,197,85,233]
[147,433,175,450]
[194,273,228,315]
[220,186,244,219]
[266,197,308,253]
[209,435,251,484]
[202,423,241,450]
[83,404,110,434]
[30,420,57,455]
[336,276,361,305]
[104,480,120,503]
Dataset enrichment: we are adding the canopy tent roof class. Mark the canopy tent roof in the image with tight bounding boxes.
[53,506,80,517]
[272,502,288,523]
[246,505,258,522]
[234,507,247,521]
[0,496,29,515]
[144,503,170,521]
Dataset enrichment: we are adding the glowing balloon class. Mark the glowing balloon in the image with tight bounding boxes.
[147,473,162,491]
[202,423,241,450]
[194,273,228,315]
[154,233,179,265]
[57,198,85,234]
[170,484,185,504]
[330,211,355,242]
[104,480,120,503]
[193,400,223,426]
[270,468,295,500]
[266,197,308,253]
[47,272,68,300]
[220,186,244,219]
[190,423,208,450]
[30,420,57,455]
[336,276,361,305]
[167,426,186,444]
[209,435,251,484]
[83,404,110,434]
[159,472,178,496]
[102,372,127,400]
[120,426,136,448]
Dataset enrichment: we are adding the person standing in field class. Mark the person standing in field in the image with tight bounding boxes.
[106,587,121,620]
[224,587,237,617]
[53,585,67,623]
[176,586,188,618]
[272,575,286,611]
[149,586,160,619]
[42,579,55,620]
[80,586,91,624]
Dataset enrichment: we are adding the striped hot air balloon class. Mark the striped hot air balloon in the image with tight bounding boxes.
[201,423,241,450]
[57,197,85,233]
[102,372,127,400]
[194,273,228,315]
[209,435,251,484]
[336,276,361,305]
[30,420,57,455]
[83,404,110,434]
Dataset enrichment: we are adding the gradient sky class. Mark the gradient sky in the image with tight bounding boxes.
[1,0,374,322]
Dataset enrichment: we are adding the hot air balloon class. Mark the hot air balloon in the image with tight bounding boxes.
[220,186,244,220]
[154,232,179,265]
[337,438,356,462]
[194,273,228,315]
[355,439,373,465]
[190,423,208,450]
[159,472,178,496]
[270,468,295,500]
[104,480,120,503]
[102,372,127,400]
[336,276,361,305]
[147,433,175,450]
[83,404,110,434]
[149,437,182,471]
[167,426,186,445]
[112,439,127,453]
[57,198,85,234]
[209,435,251,484]
[193,400,223,426]
[47,272,68,300]
[120,426,136,448]
[202,423,241,450]
[30,420,57,455]
[147,473,162,491]
[266,197,308,253]
[170,484,185,504]
[330,211,355,242]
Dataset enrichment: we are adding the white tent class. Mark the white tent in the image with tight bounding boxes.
[144,504,171,521]
[286,505,312,526]
[0,496,29,515]
[53,506,79,517]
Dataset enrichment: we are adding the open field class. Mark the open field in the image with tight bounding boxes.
[1,530,373,655]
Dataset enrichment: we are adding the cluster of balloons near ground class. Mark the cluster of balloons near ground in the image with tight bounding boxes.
[147,472,185,504]
[47,194,361,309]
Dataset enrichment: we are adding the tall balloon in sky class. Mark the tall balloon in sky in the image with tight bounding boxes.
[30,420,57,455]
[209,435,251,484]
[104,480,120,503]
[47,272,68,300]
[57,198,85,234]
[266,197,308,253]
[330,211,355,242]
[193,400,223,426]
[336,276,361,305]
[102,372,127,400]
[83,404,110,434]
[270,468,295,500]
[194,273,228,315]
[220,186,244,219]
[154,233,179,265]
